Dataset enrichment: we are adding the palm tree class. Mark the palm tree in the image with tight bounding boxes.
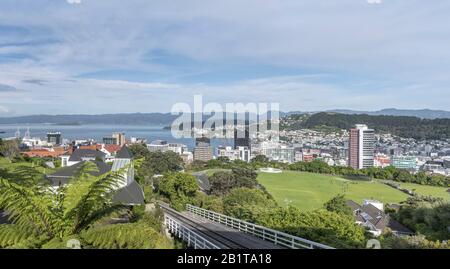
[0,162,136,248]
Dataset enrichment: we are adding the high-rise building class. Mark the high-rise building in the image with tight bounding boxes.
[194,136,212,162]
[112,132,126,146]
[103,137,117,145]
[391,156,417,170]
[348,124,374,170]
[234,126,250,149]
[237,146,251,162]
[47,132,62,145]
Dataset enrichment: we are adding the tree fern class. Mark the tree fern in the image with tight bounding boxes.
[64,165,129,234]
[0,160,154,249]
[0,179,59,237]
[80,223,172,249]
[0,224,37,248]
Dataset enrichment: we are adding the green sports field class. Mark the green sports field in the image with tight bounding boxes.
[397,182,450,201]
[258,171,415,211]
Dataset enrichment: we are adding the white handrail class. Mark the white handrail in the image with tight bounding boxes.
[186,204,334,249]
[164,214,220,249]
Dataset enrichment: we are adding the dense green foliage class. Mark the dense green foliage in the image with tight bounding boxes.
[379,234,450,249]
[223,188,278,220]
[155,172,199,211]
[192,192,224,213]
[187,155,288,172]
[129,144,185,204]
[209,171,236,196]
[0,161,172,249]
[323,194,353,216]
[219,188,366,248]
[129,144,183,181]
[0,139,20,160]
[283,112,450,140]
[288,160,450,187]
[80,222,171,249]
[0,162,129,248]
[394,203,450,241]
[209,167,259,196]
[255,207,367,249]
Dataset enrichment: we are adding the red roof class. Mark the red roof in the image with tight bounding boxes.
[22,148,68,158]
[78,145,98,151]
[103,144,122,154]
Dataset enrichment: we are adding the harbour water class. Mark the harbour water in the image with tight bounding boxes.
[0,124,234,150]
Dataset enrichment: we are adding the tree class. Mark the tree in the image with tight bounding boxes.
[0,162,157,249]
[0,140,20,161]
[251,155,269,164]
[193,192,224,213]
[323,194,353,216]
[128,144,150,159]
[395,202,450,241]
[146,151,183,175]
[209,171,236,196]
[129,147,183,185]
[380,234,450,249]
[156,172,199,211]
[223,188,277,221]
[254,206,367,249]
[231,167,258,189]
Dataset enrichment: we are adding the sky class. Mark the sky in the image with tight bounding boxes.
[1,0,450,116]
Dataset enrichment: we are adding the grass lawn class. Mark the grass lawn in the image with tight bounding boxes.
[258,171,410,211]
[397,182,449,201]
[0,157,54,174]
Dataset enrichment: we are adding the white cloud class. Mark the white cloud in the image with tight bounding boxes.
[1,0,450,114]
[67,0,82,4]
[0,105,10,113]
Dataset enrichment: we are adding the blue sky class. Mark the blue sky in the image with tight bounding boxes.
[1,0,450,116]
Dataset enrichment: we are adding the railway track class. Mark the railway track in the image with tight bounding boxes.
[159,202,249,249]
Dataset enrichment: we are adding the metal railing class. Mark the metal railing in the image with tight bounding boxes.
[186,204,334,249]
[164,214,220,249]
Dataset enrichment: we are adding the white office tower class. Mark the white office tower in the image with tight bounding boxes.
[348,124,375,169]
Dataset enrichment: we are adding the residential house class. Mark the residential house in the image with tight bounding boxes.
[48,146,144,205]
[346,200,413,237]
[60,149,106,167]
[22,147,68,158]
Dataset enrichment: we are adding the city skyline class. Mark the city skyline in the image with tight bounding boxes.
[1,1,450,116]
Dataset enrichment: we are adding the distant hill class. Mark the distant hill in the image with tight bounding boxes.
[0,111,279,126]
[0,113,178,125]
[282,112,450,140]
[325,108,450,119]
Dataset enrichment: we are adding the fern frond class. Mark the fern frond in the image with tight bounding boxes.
[65,165,129,233]
[0,179,59,237]
[0,224,36,248]
[10,165,49,187]
[75,204,129,232]
[80,223,172,249]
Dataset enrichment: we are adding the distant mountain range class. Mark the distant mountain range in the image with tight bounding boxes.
[324,108,450,119]
[283,108,450,119]
[0,113,178,125]
[0,108,448,125]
